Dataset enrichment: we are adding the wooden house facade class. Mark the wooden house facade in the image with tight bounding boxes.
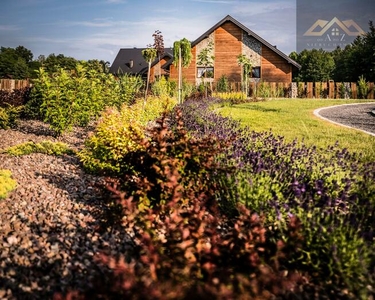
[169,15,300,84]
[110,15,300,84]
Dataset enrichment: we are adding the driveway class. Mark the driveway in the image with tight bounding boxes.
[314,103,375,137]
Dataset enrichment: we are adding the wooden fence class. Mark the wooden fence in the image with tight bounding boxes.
[0,79,30,91]
[1,78,374,99]
[212,81,375,99]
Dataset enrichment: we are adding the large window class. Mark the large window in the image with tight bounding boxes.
[252,67,261,78]
[197,67,214,78]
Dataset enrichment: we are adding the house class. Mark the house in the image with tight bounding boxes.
[109,47,173,81]
[110,15,300,84]
[169,15,300,84]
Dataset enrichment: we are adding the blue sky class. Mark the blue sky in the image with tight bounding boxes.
[0,0,296,64]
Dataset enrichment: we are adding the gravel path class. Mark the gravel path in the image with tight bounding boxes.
[0,120,133,299]
[314,102,375,136]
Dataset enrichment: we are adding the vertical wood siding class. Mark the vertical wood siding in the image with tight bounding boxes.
[214,22,242,82]
[261,47,292,82]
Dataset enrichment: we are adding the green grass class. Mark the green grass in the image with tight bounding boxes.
[216,98,375,162]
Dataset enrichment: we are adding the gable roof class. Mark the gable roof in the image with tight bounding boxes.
[109,48,173,75]
[192,15,301,69]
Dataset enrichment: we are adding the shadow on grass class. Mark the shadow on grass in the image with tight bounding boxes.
[237,104,282,113]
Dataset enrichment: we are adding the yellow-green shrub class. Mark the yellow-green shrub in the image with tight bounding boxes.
[0,169,17,199]
[0,106,23,129]
[212,91,246,101]
[78,96,176,175]
[4,141,74,156]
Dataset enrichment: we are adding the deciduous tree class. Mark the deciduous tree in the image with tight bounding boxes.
[173,38,192,103]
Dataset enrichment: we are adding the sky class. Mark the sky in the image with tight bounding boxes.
[0,0,297,64]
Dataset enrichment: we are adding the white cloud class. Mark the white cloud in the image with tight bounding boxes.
[106,0,127,3]
[0,25,20,31]
[191,0,236,3]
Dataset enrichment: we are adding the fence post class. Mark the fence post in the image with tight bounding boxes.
[351,82,357,99]
[368,82,374,99]
[306,82,313,98]
[328,81,335,98]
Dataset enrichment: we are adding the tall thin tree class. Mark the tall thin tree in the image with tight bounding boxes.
[153,30,165,79]
[142,45,157,104]
[237,54,252,97]
[197,41,215,97]
[173,38,192,103]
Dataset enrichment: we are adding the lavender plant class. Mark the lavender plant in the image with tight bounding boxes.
[172,97,375,297]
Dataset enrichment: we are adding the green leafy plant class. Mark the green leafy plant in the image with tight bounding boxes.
[0,169,17,199]
[256,81,272,98]
[0,105,23,129]
[216,74,230,92]
[142,46,158,102]
[237,54,252,97]
[173,38,193,103]
[4,140,74,156]
[151,76,176,98]
[25,64,143,135]
[78,96,176,175]
[357,75,369,99]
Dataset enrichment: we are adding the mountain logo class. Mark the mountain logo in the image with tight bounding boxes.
[304,17,365,37]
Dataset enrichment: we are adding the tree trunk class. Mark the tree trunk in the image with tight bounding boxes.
[178,47,182,104]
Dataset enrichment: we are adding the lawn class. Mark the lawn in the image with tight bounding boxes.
[216,99,375,162]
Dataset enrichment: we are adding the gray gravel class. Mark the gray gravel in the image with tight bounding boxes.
[0,120,134,299]
[315,103,375,135]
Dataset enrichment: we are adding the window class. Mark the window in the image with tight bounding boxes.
[251,67,261,78]
[197,67,214,78]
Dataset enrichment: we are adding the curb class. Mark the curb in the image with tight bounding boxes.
[314,103,375,137]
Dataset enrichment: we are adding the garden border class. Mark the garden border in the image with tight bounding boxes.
[314,102,375,137]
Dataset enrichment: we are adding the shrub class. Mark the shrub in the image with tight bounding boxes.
[24,65,143,135]
[57,110,307,299]
[173,97,375,297]
[3,140,74,156]
[358,75,369,99]
[212,91,247,105]
[58,97,375,298]
[78,96,176,175]
[0,105,23,129]
[0,87,31,108]
[0,169,17,199]
[216,74,230,92]
[106,108,236,210]
[151,76,176,98]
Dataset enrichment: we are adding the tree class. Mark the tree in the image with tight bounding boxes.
[237,54,252,96]
[0,47,30,79]
[173,38,192,103]
[333,21,375,82]
[15,46,33,64]
[142,46,157,103]
[43,53,78,73]
[291,49,334,82]
[197,41,215,97]
[153,30,165,78]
